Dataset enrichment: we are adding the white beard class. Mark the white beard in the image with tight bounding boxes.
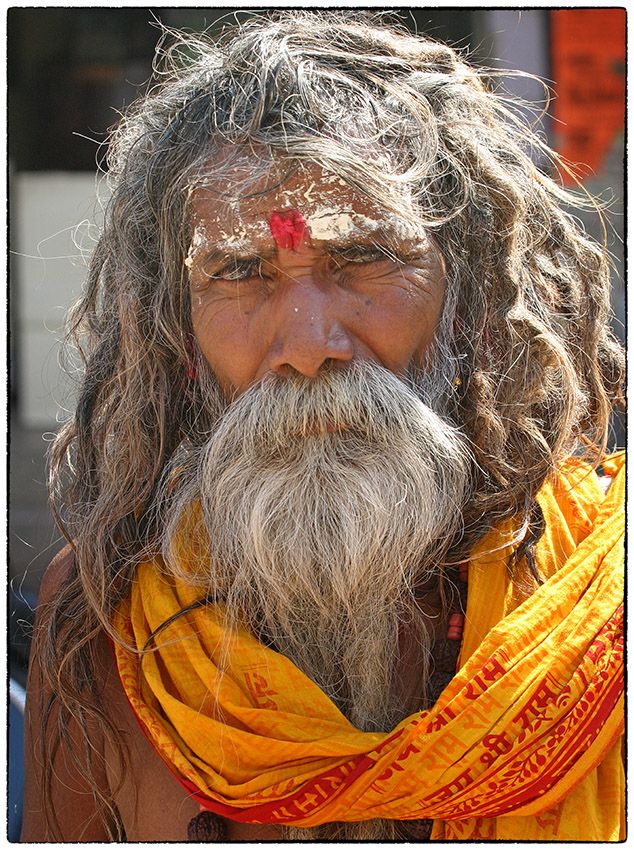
[163,359,472,733]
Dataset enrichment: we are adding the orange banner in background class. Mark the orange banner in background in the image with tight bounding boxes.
[550,9,625,184]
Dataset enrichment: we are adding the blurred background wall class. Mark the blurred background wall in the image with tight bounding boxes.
[8,6,625,677]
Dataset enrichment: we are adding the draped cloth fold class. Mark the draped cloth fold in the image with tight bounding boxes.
[113,453,624,840]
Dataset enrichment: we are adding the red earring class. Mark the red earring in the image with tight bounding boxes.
[184,337,198,383]
[186,359,198,381]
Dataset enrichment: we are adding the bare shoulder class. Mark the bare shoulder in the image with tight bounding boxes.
[33,541,74,609]
[22,544,189,839]
[21,544,115,841]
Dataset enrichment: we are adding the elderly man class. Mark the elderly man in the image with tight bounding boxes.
[22,11,624,842]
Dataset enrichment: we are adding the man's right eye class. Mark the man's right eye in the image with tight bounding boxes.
[207,259,264,281]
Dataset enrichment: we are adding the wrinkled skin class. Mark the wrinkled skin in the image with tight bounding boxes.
[187,162,446,398]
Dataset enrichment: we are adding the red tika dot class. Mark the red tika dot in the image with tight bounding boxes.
[269,210,307,251]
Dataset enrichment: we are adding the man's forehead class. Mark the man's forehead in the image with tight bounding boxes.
[188,156,419,251]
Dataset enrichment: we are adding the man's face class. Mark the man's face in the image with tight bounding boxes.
[187,159,446,397]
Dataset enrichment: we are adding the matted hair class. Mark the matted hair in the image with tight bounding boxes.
[41,10,623,838]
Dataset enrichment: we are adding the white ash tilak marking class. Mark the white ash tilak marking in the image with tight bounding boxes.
[185,169,425,264]
[185,222,210,268]
[305,209,381,241]
[186,209,423,258]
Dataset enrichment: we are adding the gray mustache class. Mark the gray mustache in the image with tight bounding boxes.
[209,360,464,458]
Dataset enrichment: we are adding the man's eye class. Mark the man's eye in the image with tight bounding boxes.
[334,246,399,265]
[208,259,264,281]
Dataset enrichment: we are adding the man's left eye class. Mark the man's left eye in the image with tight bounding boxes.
[334,247,399,265]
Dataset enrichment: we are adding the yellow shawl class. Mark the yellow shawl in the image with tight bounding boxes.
[113,453,624,840]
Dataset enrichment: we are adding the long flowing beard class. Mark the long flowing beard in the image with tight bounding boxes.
[162,359,472,839]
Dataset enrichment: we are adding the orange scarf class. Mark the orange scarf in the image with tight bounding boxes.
[113,453,624,840]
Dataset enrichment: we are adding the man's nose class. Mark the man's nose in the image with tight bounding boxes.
[266,281,354,378]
